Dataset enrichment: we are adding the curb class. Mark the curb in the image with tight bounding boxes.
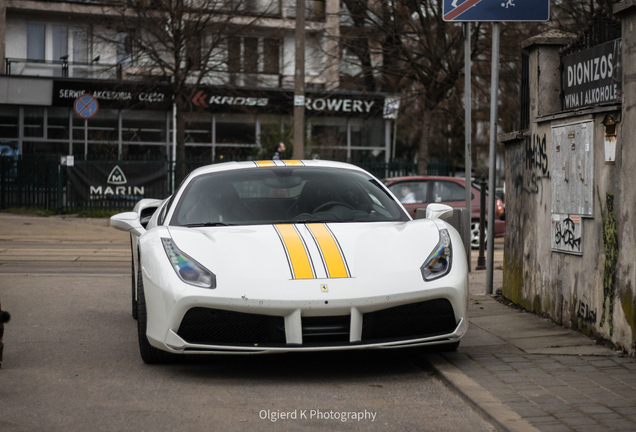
[425,353,541,432]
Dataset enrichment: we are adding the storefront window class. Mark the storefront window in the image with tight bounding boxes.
[350,118,384,148]
[121,143,167,159]
[185,145,214,159]
[122,110,167,144]
[184,112,212,144]
[87,109,118,143]
[24,107,45,138]
[48,107,70,140]
[213,145,254,161]
[87,143,118,157]
[310,117,347,148]
[216,114,255,144]
[0,106,19,138]
[23,141,68,154]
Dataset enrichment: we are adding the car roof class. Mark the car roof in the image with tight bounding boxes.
[187,159,369,178]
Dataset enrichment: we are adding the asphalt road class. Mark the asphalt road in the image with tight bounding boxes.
[0,215,495,432]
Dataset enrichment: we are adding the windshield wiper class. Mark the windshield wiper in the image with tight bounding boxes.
[182,222,231,227]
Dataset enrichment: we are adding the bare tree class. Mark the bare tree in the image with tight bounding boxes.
[338,1,495,174]
[92,0,278,179]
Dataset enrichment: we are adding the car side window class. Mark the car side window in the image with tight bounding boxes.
[388,181,427,204]
[432,181,465,202]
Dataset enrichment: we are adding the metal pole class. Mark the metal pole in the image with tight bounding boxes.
[477,174,487,270]
[464,22,472,271]
[172,102,177,193]
[293,0,306,159]
[486,23,500,294]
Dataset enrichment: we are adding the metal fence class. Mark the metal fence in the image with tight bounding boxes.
[0,154,438,213]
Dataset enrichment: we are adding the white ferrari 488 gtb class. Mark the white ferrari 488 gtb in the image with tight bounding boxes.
[111,160,468,363]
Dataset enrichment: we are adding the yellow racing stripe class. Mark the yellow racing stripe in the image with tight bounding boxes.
[255,160,276,167]
[282,160,304,166]
[275,224,314,279]
[307,223,350,278]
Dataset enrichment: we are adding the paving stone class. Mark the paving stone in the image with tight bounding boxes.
[569,403,614,414]
[613,406,636,416]
[534,423,574,432]
[571,424,612,432]
[590,412,624,421]
[524,415,559,424]
[504,401,550,418]
[559,416,602,427]
[588,359,622,368]
[598,417,636,430]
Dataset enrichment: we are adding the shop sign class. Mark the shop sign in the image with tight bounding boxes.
[191,87,386,118]
[562,39,622,110]
[67,161,167,205]
[53,81,171,111]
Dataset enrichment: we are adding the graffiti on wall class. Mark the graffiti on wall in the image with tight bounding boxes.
[577,297,598,324]
[598,188,618,336]
[551,214,583,255]
[554,217,582,252]
[524,134,550,196]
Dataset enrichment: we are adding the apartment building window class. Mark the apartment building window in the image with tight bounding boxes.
[263,39,280,74]
[72,28,89,63]
[228,37,280,75]
[116,31,134,65]
[52,25,68,61]
[27,24,45,61]
[186,36,202,70]
[228,37,241,73]
[243,38,258,73]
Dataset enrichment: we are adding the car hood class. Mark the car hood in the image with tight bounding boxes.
[166,220,442,283]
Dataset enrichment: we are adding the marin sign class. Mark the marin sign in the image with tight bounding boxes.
[67,161,167,205]
[53,81,171,111]
[562,39,622,110]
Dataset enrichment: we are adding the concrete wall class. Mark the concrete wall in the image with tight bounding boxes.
[502,4,636,354]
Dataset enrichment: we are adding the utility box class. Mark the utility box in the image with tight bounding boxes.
[550,120,594,255]
[551,120,594,217]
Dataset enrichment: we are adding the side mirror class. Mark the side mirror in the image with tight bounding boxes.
[110,212,146,237]
[426,203,454,220]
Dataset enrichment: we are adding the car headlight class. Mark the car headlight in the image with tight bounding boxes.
[421,229,452,281]
[161,238,216,289]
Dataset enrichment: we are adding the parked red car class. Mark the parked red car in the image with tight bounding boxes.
[383,176,505,249]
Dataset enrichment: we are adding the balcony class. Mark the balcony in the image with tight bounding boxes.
[5,58,135,81]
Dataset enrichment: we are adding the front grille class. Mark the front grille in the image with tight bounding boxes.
[361,299,457,342]
[302,315,350,344]
[177,307,286,346]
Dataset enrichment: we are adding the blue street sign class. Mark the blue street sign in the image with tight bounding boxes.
[443,0,549,22]
[74,94,99,119]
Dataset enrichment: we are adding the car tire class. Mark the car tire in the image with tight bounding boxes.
[470,220,486,250]
[136,261,181,364]
[131,237,138,320]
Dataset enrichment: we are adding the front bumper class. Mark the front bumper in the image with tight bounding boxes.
[143,279,468,354]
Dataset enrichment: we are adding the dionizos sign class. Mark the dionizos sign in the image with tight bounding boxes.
[67,161,167,205]
[562,39,622,110]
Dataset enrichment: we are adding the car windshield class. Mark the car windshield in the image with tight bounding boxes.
[170,167,409,226]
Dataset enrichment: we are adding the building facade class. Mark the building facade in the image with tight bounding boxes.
[0,0,395,162]
[501,4,636,354]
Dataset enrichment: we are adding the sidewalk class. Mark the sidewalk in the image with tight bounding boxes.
[428,249,636,432]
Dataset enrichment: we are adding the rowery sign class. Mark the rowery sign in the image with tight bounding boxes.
[562,39,622,110]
